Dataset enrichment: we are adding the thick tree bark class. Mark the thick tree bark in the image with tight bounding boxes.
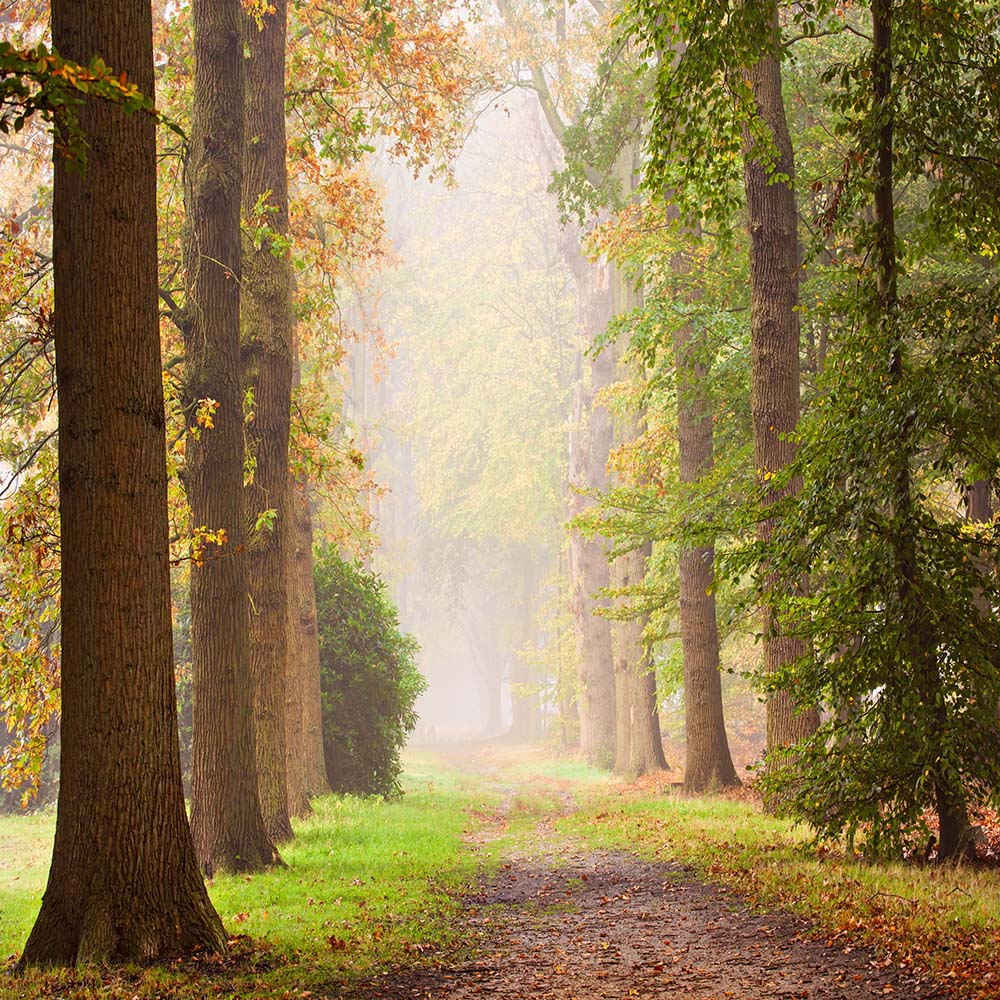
[674,322,739,791]
[20,0,227,964]
[568,255,617,768]
[242,0,294,842]
[182,0,278,876]
[742,5,819,752]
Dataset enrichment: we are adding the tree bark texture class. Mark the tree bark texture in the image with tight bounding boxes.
[182,0,278,876]
[742,5,819,752]
[21,0,227,964]
[567,257,616,768]
[283,520,309,818]
[242,0,294,842]
[673,321,739,791]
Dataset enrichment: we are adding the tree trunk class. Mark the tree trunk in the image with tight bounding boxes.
[568,253,617,768]
[611,541,668,777]
[183,0,278,875]
[283,514,309,818]
[612,610,633,775]
[630,639,667,777]
[742,4,819,752]
[291,470,332,797]
[509,558,543,741]
[20,0,227,963]
[674,321,739,791]
[870,0,969,859]
[483,654,504,735]
[607,143,667,779]
[242,0,294,842]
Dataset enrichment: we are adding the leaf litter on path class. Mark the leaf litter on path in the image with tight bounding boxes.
[326,848,950,999]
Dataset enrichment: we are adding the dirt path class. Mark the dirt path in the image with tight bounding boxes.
[336,848,946,1000]
[328,749,950,1000]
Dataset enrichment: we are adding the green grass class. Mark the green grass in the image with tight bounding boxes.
[559,784,1000,987]
[502,755,609,786]
[0,809,55,965]
[4,747,1000,997]
[0,753,497,998]
[208,778,486,965]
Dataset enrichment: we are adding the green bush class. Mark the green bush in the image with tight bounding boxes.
[314,547,425,797]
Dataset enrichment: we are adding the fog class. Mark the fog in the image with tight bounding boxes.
[353,92,578,742]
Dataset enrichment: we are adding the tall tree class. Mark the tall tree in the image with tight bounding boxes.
[494,0,618,761]
[628,1,821,756]
[20,0,227,963]
[241,0,295,840]
[567,266,617,766]
[583,198,744,788]
[673,304,739,791]
[735,1,1000,857]
[182,0,279,874]
[741,2,819,753]
[868,0,968,857]
[289,464,332,798]
[609,141,668,779]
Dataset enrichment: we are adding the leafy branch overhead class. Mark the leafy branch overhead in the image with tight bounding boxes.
[0,41,183,165]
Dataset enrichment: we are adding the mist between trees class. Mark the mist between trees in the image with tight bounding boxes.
[1,0,999,974]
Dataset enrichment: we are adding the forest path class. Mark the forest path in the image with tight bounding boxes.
[328,745,949,1000]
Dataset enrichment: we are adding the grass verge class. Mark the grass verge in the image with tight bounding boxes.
[559,783,1000,998]
[0,752,496,999]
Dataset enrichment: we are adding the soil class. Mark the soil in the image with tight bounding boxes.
[326,747,952,1000]
[335,848,948,1000]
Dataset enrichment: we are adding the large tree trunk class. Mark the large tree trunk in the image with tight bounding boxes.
[567,254,616,768]
[20,0,227,964]
[674,321,739,791]
[183,0,278,874]
[242,0,294,842]
[742,5,819,752]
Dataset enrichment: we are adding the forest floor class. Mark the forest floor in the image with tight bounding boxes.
[328,746,949,1000]
[4,743,998,999]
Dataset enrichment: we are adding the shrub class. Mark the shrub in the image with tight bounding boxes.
[314,547,425,797]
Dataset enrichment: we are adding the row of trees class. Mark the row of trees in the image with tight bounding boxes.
[3,0,999,970]
[519,0,1000,857]
[1,0,474,967]
[374,0,999,863]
